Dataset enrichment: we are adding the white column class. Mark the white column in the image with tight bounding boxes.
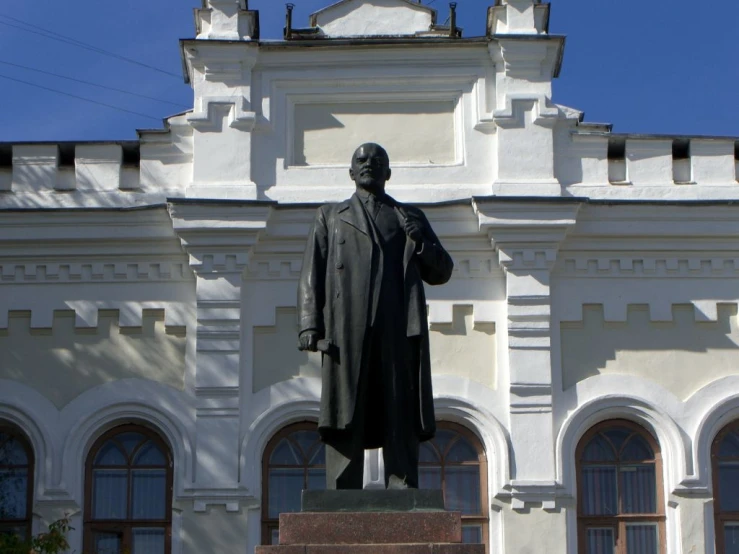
[475,199,580,510]
[170,201,272,509]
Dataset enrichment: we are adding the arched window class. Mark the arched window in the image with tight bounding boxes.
[576,420,665,554]
[712,420,739,554]
[419,422,488,549]
[84,424,173,554]
[261,422,325,545]
[0,423,34,541]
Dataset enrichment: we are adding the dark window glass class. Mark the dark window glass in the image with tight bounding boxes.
[419,422,488,549]
[262,423,326,545]
[713,423,739,553]
[84,425,172,554]
[577,421,664,554]
[0,426,33,542]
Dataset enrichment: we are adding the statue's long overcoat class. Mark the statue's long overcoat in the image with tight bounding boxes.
[297,192,454,445]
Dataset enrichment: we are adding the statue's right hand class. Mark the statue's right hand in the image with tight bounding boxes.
[298,330,319,352]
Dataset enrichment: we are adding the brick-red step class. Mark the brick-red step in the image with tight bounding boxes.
[277,512,461,545]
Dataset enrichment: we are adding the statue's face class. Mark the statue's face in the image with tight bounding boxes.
[349,143,391,192]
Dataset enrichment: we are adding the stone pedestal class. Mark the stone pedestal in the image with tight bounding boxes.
[256,491,484,554]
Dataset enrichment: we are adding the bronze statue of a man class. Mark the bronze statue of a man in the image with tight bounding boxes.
[297,143,453,489]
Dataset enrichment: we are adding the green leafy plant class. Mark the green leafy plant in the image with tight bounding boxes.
[0,518,71,554]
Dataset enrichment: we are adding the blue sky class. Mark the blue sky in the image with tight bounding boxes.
[0,0,736,142]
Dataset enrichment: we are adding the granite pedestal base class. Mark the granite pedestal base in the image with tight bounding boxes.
[256,491,484,554]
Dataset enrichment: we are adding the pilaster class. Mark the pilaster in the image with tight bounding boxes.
[195,0,259,41]
[474,198,580,509]
[486,1,565,196]
[169,200,273,505]
[182,34,259,198]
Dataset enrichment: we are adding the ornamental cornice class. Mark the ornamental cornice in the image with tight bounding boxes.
[473,198,581,272]
[0,258,190,285]
[168,201,274,274]
[496,480,566,511]
[557,254,739,279]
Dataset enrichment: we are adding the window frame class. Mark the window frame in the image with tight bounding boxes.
[83,423,173,554]
[419,421,489,550]
[0,422,34,542]
[712,420,739,554]
[576,419,666,554]
[261,421,324,546]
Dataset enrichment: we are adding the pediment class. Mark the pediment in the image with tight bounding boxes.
[310,0,437,38]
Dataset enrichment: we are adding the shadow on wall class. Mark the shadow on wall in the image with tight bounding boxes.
[0,309,186,409]
[561,303,739,400]
[253,307,321,393]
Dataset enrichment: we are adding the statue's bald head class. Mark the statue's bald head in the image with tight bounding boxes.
[349,143,391,192]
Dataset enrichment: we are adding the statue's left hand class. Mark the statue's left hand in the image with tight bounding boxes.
[404,213,424,243]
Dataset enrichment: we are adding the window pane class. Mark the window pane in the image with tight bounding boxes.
[719,462,739,511]
[308,443,325,465]
[307,468,325,491]
[446,438,478,463]
[0,439,27,466]
[92,469,128,519]
[290,431,321,460]
[268,468,304,518]
[117,433,146,456]
[462,524,482,544]
[94,442,127,466]
[603,428,631,453]
[586,527,614,554]
[626,524,658,554]
[433,430,456,457]
[132,528,165,554]
[725,523,739,554]
[270,440,300,465]
[621,435,654,462]
[132,469,167,520]
[133,442,166,466]
[581,466,617,516]
[92,531,122,554]
[419,466,442,490]
[420,443,440,463]
[720,431,739,458]
[582,435,616,462]
[445,466,481,515]
[622,465,656,514]
[270,528,280,545]
[0,469,27,519]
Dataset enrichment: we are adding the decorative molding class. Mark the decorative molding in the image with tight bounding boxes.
[0,260,190,284]
[244,258,303,281]
[168,201,274,275]
[559,301,738,324]
[0,305,189,329]
[499,481,563,511]
[193,496,257,513]
[558,255,739,279]
[188,95,257,131]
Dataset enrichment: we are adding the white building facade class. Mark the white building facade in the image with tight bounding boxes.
[1,1,739,553]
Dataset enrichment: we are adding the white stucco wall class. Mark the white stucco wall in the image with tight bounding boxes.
[313,0,435,37]
[293,101,456,166]
[429,306,496,389]
[0,310,186,408]
[561,304,739,400]
[253,308,321,392]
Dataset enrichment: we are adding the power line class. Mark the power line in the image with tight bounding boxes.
[0,15,182,79]
[0,73,163,122]
[0,59,189,109]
